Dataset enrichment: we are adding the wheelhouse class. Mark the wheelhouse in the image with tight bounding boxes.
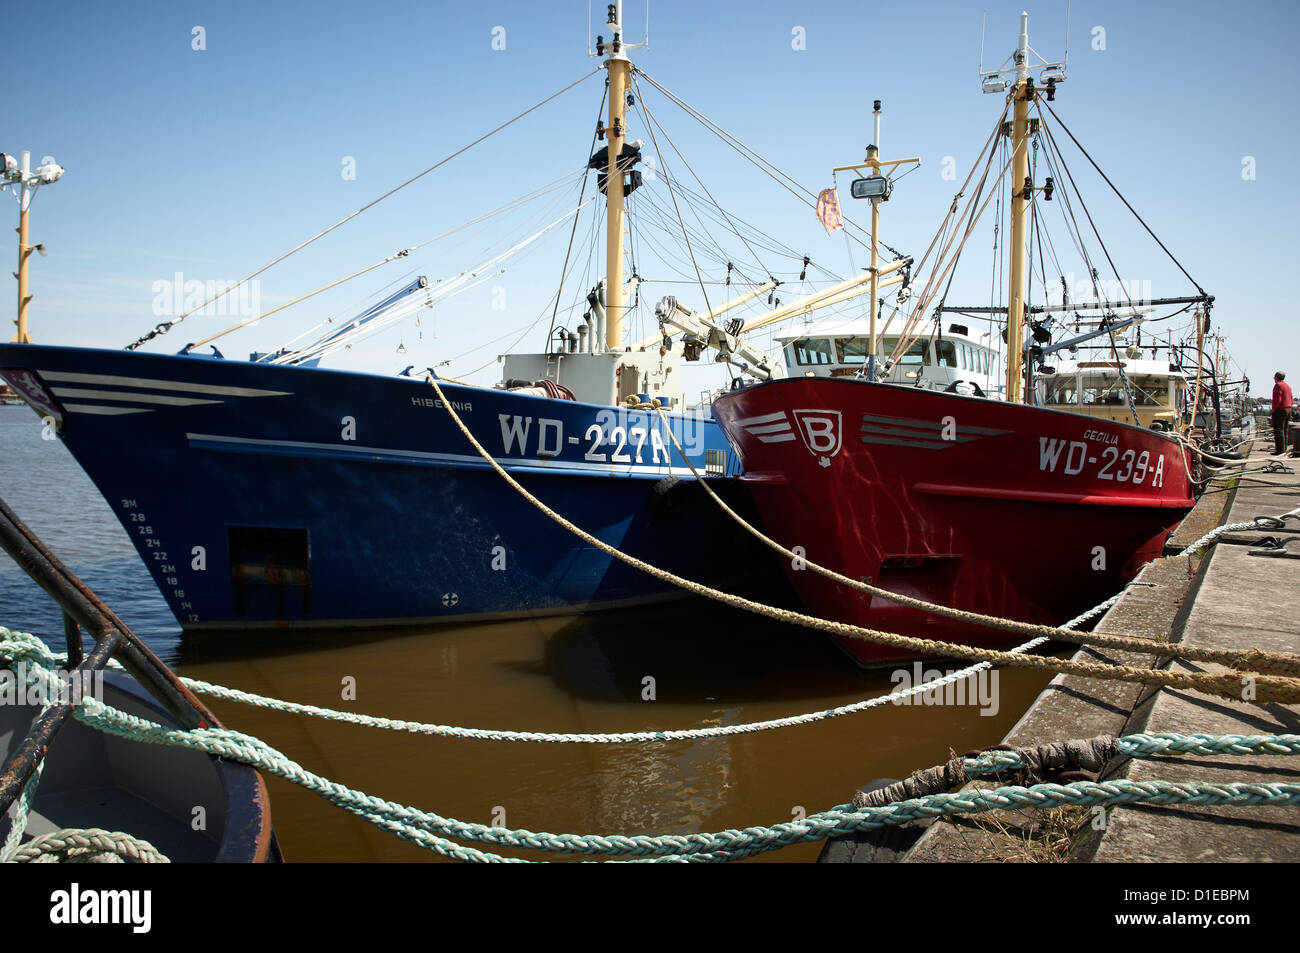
[1035,358,1191,429]
[776,319,1003,397]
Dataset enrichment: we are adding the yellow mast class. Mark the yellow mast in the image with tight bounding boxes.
[15,186,30,343]
[832,101,918,381]
[1192,304,1206,430]
[1004,15,1033,404]
[869,173,880,377]
[3,150,64,343]
[603,3,630,351]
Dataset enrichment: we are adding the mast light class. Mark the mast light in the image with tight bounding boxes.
[850,175,891,200]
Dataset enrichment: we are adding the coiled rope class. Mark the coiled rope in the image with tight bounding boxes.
[4,829,169,864]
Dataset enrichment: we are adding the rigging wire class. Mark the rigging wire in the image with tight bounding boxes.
[192,166,591,354]
[633,88,774,286]
[889,106,1013,365]
[546,86,608,348]
[275,197,597,365]
[1042,101,1208,297]
[124,67,604,351]
[1033,120,1110,312]
[635,70,900,262]
[630,72,714,318]
[1037,111,1132,311]
[457,207,603,380]
[988,134,1005,351]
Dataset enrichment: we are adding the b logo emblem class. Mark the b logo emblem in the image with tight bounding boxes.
[793,410,842,466]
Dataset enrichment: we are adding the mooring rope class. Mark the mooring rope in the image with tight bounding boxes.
[2,760,41,858]
[1176,435,1252,468]
[424,375,1300,703]
[2,631,1295,862]
[854,733,1300,810]
[0,626,1057,745]
[1208,460,1292,481]
[4,829,170,864]
[651,406,1300,679]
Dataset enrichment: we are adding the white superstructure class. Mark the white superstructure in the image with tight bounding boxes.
[774,317,1003,397]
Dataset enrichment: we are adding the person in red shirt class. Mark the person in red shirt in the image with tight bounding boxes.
[1273,371,1293,455]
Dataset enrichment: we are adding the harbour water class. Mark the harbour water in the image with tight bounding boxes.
[0,404,1060,862]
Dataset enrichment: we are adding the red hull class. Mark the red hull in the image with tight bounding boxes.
[712,378,1196,666]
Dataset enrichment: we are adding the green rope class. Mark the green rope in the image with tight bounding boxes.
[3,628,1296,863]
[1,762,42,859]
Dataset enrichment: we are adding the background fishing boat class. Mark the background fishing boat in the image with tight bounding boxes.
[712,13,1210,665]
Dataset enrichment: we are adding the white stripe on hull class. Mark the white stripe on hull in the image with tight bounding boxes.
[52,387,223,407]
[186,432,700,477]
[735,411,788,427]
[61,403,153,416]
[39,370,290,399]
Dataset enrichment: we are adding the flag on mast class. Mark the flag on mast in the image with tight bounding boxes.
[816,188,843,234]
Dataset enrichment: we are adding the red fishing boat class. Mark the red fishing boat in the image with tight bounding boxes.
[711,14,1205,665]
[712,380,1195,664]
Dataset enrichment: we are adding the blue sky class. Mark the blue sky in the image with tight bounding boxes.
[5,0,1297,397]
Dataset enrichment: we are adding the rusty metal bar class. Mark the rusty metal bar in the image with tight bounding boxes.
[0,496,203,728]
[0,628,120,811]
[0,494,206,813]
[0,493,279,860]
[62,612,82,668]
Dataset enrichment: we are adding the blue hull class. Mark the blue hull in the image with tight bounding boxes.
[0,345,773,631]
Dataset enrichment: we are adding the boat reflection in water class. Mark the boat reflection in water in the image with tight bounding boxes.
[176,599,1060,862]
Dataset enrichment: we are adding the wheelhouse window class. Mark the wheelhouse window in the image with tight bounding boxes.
[895,340,930,365]
[1127,375,1171,406]
[789,338,834,366]
[1080,374,1170,407]
[836,337,869,365]
[934,340,958,368]
[1043,377,1079,405]
[1081,375,1128,406]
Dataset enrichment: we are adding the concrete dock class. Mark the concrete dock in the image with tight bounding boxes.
[890,444,1299,863]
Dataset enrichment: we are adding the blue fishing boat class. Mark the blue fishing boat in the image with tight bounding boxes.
[1,4,828,634]
[0,338,760,631]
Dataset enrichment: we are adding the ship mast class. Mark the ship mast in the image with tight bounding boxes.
[2,150,65,344]
[833,103,919,380]
[984,11,1065,403]
[603,2,631,351]
[1004,13,1033,404]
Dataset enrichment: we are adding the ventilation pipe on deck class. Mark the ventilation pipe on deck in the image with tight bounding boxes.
[589,281,607,354]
